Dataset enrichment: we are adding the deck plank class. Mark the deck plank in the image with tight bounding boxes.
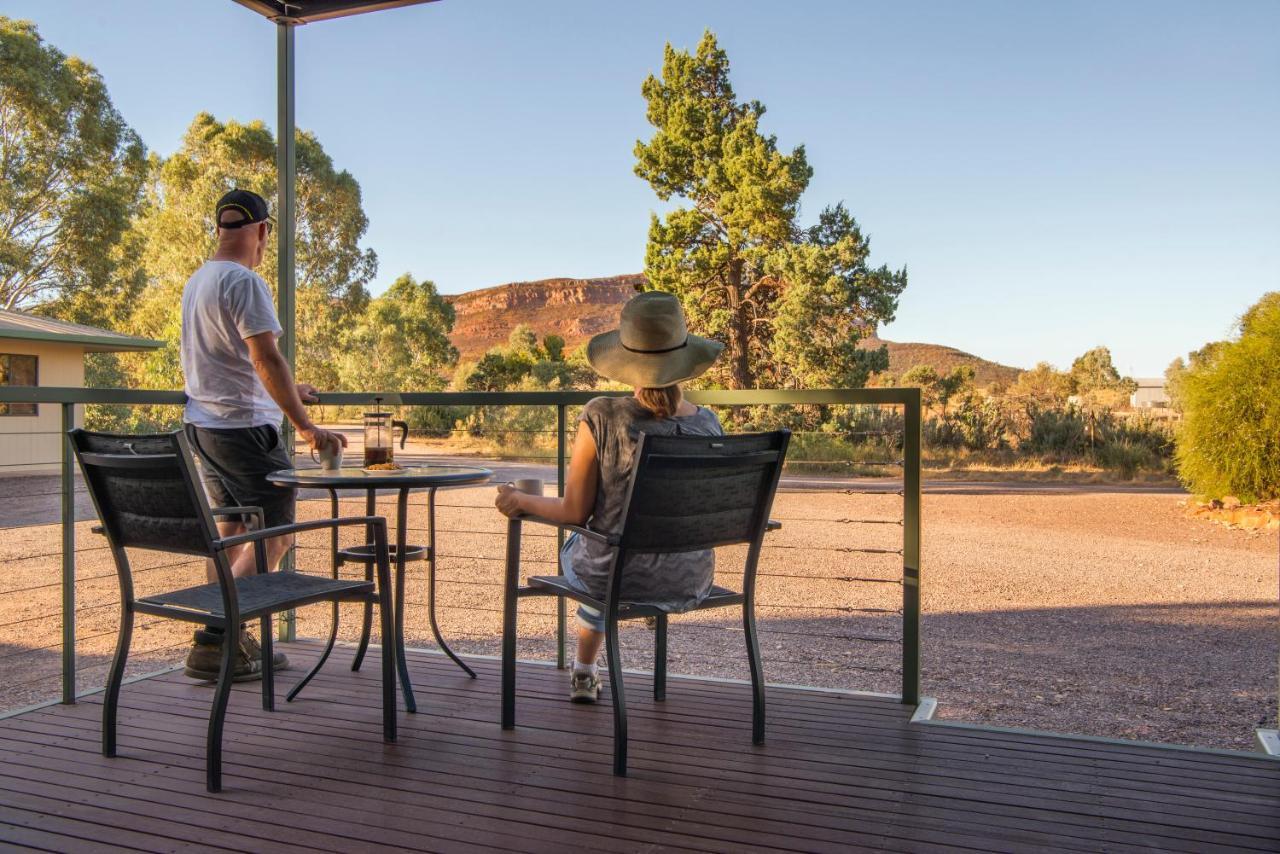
[0,641,1277,853]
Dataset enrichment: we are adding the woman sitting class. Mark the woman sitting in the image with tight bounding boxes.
[495,292,724,702]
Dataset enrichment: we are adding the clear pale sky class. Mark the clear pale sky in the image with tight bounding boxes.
[8,0,1278,376]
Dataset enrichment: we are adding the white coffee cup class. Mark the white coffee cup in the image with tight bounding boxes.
[511,478,544,496]
[311,440,344,471]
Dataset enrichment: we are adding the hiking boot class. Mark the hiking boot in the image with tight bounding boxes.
[240,630,289,671]
[570,671,600,704]
[184,630,262,682]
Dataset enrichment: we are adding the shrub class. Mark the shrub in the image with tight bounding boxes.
[923,417,964,450]
[405,405,467,438]
[1104,414,1175,459]
[830,404,904,452]
[1095,440,1157,481]
[1174,295,1280,501]
[1023,405,1089,459]
[950,397,1008,451]
[739,403,821,433]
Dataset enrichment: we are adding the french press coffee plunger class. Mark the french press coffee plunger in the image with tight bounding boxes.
[362,397,408,467]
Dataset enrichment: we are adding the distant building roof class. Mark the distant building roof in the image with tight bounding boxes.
[1134,378,1165,388]
[0,309,163,353]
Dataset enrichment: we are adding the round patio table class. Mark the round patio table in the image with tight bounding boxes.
[268,464,493,713]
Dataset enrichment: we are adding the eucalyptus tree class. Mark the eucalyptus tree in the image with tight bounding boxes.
[126,112,377,392]
[341,273,457,393]
[0,17,145,313]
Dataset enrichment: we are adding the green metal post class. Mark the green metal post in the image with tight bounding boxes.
[556,403,568,669]
[276,20,297,374]
[60,403,76,704]
[276,17,299,643]
[901,389,922,705]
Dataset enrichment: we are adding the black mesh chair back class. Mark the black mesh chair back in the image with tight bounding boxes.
[71,430,218,558]
[503,428,791,776]
[66,428,398,792]
[618,431,789,555]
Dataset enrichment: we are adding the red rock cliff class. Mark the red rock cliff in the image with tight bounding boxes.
[447,274,643,361]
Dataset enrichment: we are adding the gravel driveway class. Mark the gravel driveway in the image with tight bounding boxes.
[0,469,1274,751]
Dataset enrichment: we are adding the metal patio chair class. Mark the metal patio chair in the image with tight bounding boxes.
[69,429,397,792]
[501,430,790,776]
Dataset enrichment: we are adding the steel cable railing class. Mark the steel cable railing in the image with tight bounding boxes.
[293,453,911,690]
[0,387,921,715]
[308,480,910,695]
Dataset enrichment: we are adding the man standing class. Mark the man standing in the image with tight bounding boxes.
[180,188,346,681]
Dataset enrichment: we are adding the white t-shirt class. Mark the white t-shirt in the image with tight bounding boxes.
[180,260,285,429]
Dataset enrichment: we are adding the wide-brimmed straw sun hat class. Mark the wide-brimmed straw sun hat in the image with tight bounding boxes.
[586,292,723,388]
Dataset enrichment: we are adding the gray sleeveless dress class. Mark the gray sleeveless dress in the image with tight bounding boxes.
[563,396,724,613]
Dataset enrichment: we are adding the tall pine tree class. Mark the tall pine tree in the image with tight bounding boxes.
[634,31,906,390]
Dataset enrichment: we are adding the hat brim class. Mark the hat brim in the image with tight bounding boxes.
[586,330,724,388]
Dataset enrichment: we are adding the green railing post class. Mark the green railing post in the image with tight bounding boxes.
[901,389,922,706]
[60,403,76,704]
[556,403,568,669]
[276,16,299,644]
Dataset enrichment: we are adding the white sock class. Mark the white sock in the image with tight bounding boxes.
[573,659,598,677]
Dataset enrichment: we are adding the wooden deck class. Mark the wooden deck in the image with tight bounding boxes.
[0,641,1277,853]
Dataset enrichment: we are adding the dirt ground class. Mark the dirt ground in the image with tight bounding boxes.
[0,476,1274,752]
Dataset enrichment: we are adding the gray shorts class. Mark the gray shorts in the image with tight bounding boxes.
[560,533,606,633]
[183,423,295,529]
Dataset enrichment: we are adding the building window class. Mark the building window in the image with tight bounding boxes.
[0,354,37,416]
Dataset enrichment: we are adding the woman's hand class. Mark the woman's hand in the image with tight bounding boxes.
[494,483,525,518]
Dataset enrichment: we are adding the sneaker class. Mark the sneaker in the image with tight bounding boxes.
[239,630,289,672]
[183,630,263,682]
[570,671,600,704]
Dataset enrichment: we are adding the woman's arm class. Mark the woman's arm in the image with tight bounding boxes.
[495,421,599,525]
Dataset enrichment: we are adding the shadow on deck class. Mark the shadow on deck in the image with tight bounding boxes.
[0,641,1277,852]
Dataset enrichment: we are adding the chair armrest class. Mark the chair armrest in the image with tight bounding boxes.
[766,519,782,532]
[95,509,275,542]
[215,515,387,551]
[516,513,619,546]
[210,505,265,528]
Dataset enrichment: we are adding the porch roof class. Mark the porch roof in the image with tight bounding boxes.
[230,0,438,24]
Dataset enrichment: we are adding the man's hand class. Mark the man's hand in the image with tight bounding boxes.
[300,425,348,454]
[494,483,525,518]
[296,383,319,403]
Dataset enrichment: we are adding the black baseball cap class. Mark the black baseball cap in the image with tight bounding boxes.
[215,189,275,230]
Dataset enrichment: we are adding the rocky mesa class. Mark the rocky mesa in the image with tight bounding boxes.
[447,274,642,362]
[446,274,1022,385]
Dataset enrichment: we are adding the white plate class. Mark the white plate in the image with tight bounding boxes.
[361,467,410,476]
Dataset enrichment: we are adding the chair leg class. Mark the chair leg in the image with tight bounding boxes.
[354,489,376,672]
[605,617,628,776]
[501,519,521,730]
[500,590,518,730]
[102,607,134,757]
[653,614,667,702]
[378,590,397,742]
[259,615,275,712]
[287,601,339,703]
[743,604,766,745]
[352,586,373,672]
[206,627,237,792]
